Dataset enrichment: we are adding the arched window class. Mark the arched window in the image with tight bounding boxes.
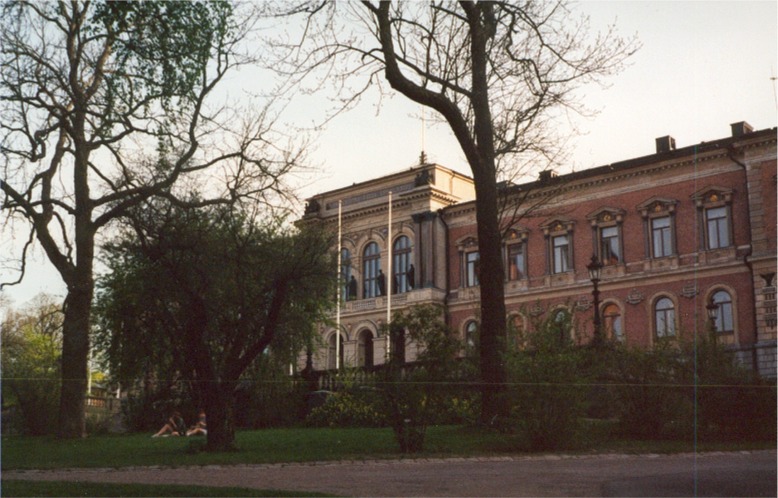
[654,297,676,338]
[711,290,734,333]
[327,333,345,370]
[552,308,572,345]
[341,248,352,300]
[357,329,374,368]
[603,303,623,341]
[392,236,412,293]
[465,321,478,356]
[363,242,380,298]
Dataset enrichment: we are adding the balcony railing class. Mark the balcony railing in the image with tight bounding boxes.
[342,288,445,314]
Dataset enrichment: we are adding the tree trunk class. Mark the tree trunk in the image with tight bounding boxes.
[58,280,92,438]
[203,381,236,452]
[472,172,510,424]
[469,5,509,424]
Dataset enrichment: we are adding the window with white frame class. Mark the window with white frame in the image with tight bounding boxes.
[465,251,480,287]
[505,229,528,281]
[705,206,731,249]
[362,242,381,298]
[507,243,526,280]
[651,216,673,258]
[711,290,734,333]
[587,208,625,266]
[600,227,621,264]
[654,297,676,339]
[542,219,574,275]
[392,235,412,294]
[692,187,733,251]
[552,235,571,273]
[457,237,479,288]
[638,198,678,259]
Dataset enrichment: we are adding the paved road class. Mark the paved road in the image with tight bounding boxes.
[5,450,776,497]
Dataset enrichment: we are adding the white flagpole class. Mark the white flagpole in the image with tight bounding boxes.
[336,200,342,370]
[386,191,392,359]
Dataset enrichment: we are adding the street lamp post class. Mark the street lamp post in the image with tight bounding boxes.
[587,255,604,347]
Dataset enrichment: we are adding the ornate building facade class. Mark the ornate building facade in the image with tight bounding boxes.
[301,122,776,377]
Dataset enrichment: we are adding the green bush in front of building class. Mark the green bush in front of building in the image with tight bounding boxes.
[504,309,591,451]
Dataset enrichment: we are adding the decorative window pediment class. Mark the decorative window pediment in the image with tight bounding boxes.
[456,236,478,249]
[586,207,625,226]
[540,217,574,236]
[636,197,678,217]
[691,186,733,207]
[504,227,529,242]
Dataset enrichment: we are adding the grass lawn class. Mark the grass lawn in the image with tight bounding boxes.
[2,424,774,497]
[3,424,775,471]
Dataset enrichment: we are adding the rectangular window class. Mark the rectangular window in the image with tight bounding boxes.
[552,235,570,274]
[507,244,525,280]
[465,251,479,287]
[651,216,672,258]
[600,226,620,264]
[706,207,730,249]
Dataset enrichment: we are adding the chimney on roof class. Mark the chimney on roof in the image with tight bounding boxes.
[538,169,557,184]
[655,136,676,154]
[730,121,753,137]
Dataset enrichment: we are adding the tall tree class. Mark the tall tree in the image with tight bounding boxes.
[95,202,335,451]
[281,1,637,422]
[0,1,298,437]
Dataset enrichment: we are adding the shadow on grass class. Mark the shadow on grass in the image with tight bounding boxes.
[1,480,337,497]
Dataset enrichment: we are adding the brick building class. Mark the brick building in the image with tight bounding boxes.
[301,122,776,377]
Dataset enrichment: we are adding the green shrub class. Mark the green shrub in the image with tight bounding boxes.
[505,309,590,451]
[85,411,113,435]
[506,350,590,450]
[681,335,777,441]
[305,391,386,428]
[380,304,463,453]
[610,342,692,439]
[436,392,480,425]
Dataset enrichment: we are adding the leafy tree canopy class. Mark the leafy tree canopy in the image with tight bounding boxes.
[94,200,335,449]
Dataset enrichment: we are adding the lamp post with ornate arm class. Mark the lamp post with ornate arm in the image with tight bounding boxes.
[587,255,604,347]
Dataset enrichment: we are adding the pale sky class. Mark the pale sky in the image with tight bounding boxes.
[3,0,777,307]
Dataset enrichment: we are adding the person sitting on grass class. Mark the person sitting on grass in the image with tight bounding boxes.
[151,410,186,438]
[186,409,207,436]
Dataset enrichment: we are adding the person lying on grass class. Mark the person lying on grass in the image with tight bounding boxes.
[152,411,187,438]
